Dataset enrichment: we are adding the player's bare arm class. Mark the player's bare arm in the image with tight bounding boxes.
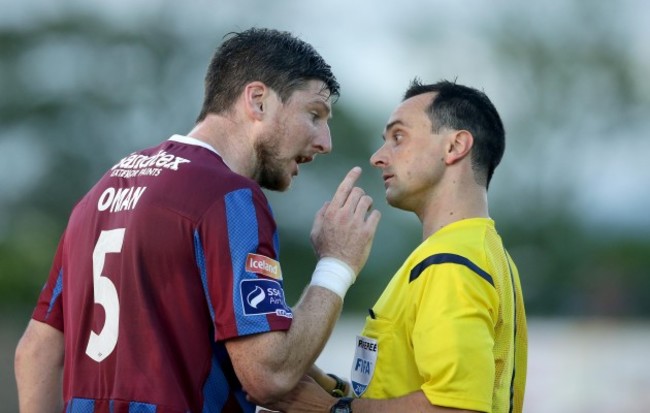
[15,320,64,413]
[226,167,380,404]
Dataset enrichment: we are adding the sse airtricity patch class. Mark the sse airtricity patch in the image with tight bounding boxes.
[240,279,292,318]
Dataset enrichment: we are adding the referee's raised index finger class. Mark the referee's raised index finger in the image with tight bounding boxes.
[332,167,362,207]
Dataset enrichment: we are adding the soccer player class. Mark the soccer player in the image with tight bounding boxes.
[257,80,528,413]
[14,28,381,413]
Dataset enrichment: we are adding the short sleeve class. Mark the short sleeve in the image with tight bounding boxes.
[32,232,66,331]
[197,185,292,342]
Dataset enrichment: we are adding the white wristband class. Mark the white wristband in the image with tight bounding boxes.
[310,257,356,300]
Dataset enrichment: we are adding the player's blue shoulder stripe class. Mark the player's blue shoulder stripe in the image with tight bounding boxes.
[267,201,280,258]
[273,229,280,259]
[194,230,216,322]
[224,188,270,335]
[409,253,494,287]
[46,269,63,319]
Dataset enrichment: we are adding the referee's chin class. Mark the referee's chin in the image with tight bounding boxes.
[385,193,411,212]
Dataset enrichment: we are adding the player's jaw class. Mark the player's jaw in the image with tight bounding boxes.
[254,143,288,191]
[254,141,317,191]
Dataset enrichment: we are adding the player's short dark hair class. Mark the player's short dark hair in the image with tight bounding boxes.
[197,28,340,122]
[404,79,505,189]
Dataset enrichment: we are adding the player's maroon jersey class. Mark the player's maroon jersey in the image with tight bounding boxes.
[32,135,293,413]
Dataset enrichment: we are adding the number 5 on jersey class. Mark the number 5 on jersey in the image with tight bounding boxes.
[86,228,125,362]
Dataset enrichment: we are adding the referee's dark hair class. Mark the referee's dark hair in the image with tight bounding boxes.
[404,79,505,189]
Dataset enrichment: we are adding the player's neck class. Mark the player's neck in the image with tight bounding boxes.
[186,115,256,178]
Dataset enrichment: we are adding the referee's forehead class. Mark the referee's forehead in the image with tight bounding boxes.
[385,93,434,131]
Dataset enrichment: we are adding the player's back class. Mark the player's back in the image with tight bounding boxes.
[59,136,260,412]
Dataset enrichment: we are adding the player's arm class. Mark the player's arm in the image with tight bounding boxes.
[15,319,64,413]
[227,286,343,404]
[258,376,482,412]
[227,167,381,405]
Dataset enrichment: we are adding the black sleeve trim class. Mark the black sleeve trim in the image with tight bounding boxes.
[409,253,494,287]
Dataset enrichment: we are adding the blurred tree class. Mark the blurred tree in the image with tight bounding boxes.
[0,13,202,307]
[482,1,650,317]
[0,11,412,314]
[1,2,649,319]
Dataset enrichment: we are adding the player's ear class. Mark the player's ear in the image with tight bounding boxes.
[243,81,270,121]
[444,130,473,165]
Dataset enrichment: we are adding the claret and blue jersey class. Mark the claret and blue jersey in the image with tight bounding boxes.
[33,135,293,413]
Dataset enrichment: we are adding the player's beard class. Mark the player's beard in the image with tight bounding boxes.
[253,132,291,192]
[254,143,288,191]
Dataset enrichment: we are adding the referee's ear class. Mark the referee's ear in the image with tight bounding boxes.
[444,129,473,166]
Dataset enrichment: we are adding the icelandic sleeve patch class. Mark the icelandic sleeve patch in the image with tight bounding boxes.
[240,279,292,319]
[245,253,282,280]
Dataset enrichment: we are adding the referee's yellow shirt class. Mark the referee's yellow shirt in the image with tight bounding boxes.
[358,218,527,413]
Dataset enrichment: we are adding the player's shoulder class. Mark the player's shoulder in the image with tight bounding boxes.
[150,139,264,193]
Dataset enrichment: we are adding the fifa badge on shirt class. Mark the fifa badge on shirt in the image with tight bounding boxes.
[350,335,378,397]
